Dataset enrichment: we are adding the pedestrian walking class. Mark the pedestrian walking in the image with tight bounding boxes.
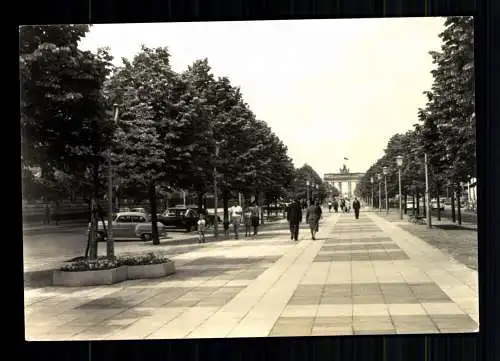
[333,199,339,213]
[44,203,51,224]
[340,199,346,213]
[229,200,243,239]
[243,206,253,238]
[328,200,332,213]
[306,201,322,240]
[287,198,302,241]
[197,214,207,243]
[353,197,361,219]
[250,201,260,235]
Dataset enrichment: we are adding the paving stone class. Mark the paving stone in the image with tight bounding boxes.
[430,314,478,331]
[391,315,436,327]
[352,295,386,304]
[354,329,395,335]
[311,326,353,336]
[352,284,382,296]
[321,244,400,251]
[314,316,352,327]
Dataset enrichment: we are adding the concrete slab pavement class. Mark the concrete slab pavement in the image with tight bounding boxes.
[24,210,478,340]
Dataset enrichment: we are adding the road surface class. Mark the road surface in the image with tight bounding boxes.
[23,225,206,273]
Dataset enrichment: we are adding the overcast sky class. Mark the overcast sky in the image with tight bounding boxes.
[79,18,445,177]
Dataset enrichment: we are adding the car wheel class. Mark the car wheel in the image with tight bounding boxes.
[141,233,152,242]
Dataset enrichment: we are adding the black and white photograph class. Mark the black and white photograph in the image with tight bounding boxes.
[21,17,477,340]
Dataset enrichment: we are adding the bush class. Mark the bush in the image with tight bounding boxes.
[117,252,171,266]
[408,215,426,225]
[60,257,118,272]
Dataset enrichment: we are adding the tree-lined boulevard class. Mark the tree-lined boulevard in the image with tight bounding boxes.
[22,18,477,339]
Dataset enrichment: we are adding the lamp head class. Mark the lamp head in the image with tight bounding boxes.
[383,166,388,175]
[396,155,403,167]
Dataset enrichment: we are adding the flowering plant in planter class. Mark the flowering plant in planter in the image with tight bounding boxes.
[117,252,171,266]
[60,257,118,272]
[408,215,426,225]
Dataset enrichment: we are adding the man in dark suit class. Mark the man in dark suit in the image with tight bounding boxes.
[287,198,302,241]
[353,197,361,219]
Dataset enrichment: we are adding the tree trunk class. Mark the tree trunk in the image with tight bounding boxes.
[85,199,91,258]
[404,193,408,214]
[223,188,229,229]
[451,187,456,223]
[416,193,420,216]
[256,189,264,224]
[412,194,416,215]
[436,186,441,221]
[457,185,462,225]
[149,181,160,245]
[422,192,427,218]
[88,196,98,260]
[197,191,204,212]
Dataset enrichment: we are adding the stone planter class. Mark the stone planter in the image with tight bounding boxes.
[52,266,128,287]
[126,260,176,279]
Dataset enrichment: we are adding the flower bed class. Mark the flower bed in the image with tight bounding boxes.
[408,215,426,225]
[118,253,175,279]
[52,253,175,287]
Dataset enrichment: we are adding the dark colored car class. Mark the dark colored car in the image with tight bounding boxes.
[158,207,199,232]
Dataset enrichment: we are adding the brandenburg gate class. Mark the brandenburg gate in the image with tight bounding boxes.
[323,164,365,199]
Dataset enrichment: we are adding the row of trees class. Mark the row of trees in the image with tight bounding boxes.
[20,25,328,257]
[354,16,475,225]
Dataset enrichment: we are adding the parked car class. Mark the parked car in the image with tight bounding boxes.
[130,207,147,214]
[89,212,167,242]
[158,206,199,232]
[431,198,445,211]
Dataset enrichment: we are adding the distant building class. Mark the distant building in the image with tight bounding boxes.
[323,164,365,199]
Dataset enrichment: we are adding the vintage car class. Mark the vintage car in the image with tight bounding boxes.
[90,212,167,242]
[157,206,200,232]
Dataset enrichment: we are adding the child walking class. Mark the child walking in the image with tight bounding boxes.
[197,214,207,243]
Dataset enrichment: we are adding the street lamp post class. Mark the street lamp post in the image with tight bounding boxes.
[306,180,310,205]
[213,142,220,237]
[396,156,403,220]
[424,153,432,228]
[383,166,388,214]
[370,177,374,208]
[107,104,120,260]
[377,174,382,213]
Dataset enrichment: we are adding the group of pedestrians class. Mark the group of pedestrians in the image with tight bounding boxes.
[287,199,323,241]
[287,197,362,241]
[198,200,260,243]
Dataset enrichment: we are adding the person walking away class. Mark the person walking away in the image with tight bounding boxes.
[250,201,260,235]
[229,201,243,239]
[197,214,207,243]
[44,203,51,224]
[306,201,322,240]
[340,199,345,213]
[328,200,332,213]
[54,201,60,225]
[333,199,339,213]
[287,198,302,241]
[243,206,253,238]
[353,197,361,219]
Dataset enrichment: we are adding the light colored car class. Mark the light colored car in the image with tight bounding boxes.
[89,212,167,242]
[130,207,147,214]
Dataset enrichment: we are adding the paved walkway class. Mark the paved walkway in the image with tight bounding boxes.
[24,211,478,340]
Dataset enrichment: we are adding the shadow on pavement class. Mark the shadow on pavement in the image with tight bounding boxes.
[434,224,477,231]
